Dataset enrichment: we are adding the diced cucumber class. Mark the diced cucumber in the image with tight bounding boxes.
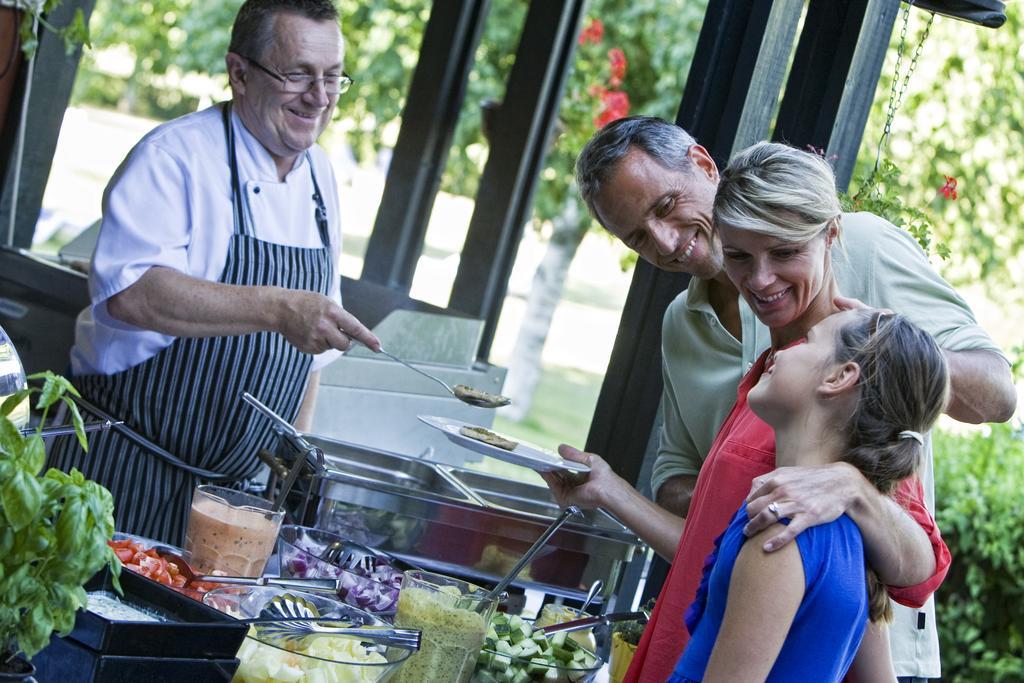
[549,631,568,648]
[526,657,550,676]
[473,671,498,683]
[516,639,540,657]
[551,644,575,662]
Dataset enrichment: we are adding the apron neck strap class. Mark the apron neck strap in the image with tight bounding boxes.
[222,101,330,248]
[306,150,330,248]
[221,101,249,237]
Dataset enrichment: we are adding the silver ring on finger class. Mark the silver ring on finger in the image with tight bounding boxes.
[768,501,782,520]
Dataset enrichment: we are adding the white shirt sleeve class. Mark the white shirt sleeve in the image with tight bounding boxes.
[90,141,194,304]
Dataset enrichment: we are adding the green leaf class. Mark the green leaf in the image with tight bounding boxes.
[22,436,46,476]
[62,395,89,453]
[33,371,75,411]
[55,494,87,560]
[0,468,43,531]
[18,12,38,60]
[0,417,23,460]
[19,602,55,659]
[61,9,91,55]
[0,389,30,418]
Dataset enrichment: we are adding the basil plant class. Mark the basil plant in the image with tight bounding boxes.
[0,372,119,662]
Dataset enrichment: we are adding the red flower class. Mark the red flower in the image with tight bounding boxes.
[588,83,607,98]
[940,175,958,200]
[579,18,604,45]
[594,90,630,129]
[608,48,627,87]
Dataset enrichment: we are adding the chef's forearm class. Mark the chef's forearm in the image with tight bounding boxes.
[107,266,286,337]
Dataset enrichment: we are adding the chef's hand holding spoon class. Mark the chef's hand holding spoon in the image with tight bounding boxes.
[275,289,380,355]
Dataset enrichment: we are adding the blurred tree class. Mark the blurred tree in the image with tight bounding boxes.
[86,0,192,111]
[497,0,707,419]
[848,5,1024,312]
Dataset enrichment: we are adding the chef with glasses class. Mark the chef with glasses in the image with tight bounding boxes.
[50,0,379,546]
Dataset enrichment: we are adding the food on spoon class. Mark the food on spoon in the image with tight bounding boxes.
[453,384,512,408]
[459,426,518,451]
[473,612,600,682]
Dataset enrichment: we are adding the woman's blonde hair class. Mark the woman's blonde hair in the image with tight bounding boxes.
[834,310,950,623]
[714,142,842,243]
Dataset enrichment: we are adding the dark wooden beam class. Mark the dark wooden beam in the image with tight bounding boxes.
[360,0,490,291]
[448,0,587,360]
[826,0,901,191]
[773,0,900,191]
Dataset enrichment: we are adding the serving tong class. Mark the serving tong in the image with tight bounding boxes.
[241,391,325,511]
[249,592,422,651]
[537,610,649,636]
[154,546,355,596]
[484,505,583,603]
[24,418,122,438]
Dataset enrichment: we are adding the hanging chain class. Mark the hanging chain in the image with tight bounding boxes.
[866,0,936,190]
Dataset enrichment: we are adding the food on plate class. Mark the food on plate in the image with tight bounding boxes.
[453,384,512,408]
[459,425,518,451]
[473,612,600,683]
[107,538,224,601]
[234,624,388,683]
[393,583,490,683]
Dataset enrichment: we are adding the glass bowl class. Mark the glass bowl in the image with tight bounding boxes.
[472,613,604,683]
[203,586,412,682]
[277,524,416,614]
[392,570,498,683]
[535,603,598,652]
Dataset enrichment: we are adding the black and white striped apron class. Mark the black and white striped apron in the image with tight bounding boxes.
[48,103,333,546]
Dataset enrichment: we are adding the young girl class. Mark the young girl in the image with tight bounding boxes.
[669,308,950,682]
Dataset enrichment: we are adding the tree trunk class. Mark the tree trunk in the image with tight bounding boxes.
[501,196,590,421]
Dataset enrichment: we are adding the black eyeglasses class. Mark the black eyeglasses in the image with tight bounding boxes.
[246,56,353,95]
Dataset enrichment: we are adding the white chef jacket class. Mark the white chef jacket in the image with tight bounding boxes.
[70,104,344,376]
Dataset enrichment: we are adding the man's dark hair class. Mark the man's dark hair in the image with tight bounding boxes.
[575,116,697,219]
[230,0,339,61]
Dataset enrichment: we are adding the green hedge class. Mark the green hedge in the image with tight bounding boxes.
[934,424,1024,682]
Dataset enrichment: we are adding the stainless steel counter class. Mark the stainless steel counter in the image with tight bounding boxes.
[303,434,642,603]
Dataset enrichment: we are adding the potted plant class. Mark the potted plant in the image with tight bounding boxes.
[0,371,118,679]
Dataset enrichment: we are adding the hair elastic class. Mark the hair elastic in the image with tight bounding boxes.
[898,430,924,445]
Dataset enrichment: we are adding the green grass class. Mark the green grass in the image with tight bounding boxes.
[493,363,604,453]
[462,363,604,485]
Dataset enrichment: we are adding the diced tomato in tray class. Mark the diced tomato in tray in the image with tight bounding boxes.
[107,538,224,601]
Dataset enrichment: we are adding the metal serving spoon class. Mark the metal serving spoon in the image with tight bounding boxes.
[538,610,649,636]
[253,593,422,651]
[579,580,603,614]
[155,547,344,594]
[358,342,511,408]
[484,505,583,603]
